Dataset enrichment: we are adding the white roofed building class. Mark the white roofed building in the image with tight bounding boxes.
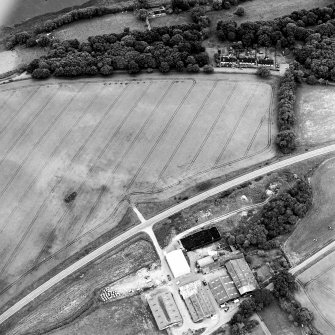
[166,249,190,278]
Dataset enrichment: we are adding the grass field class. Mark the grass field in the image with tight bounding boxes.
[296,84,335,146]
[285,157,335,265]
[1,236,158,335]
[295,249,335,335]
[0,76,274,311]
[258,301,301,335]
[4,0,91,26]
[54,13,145,41]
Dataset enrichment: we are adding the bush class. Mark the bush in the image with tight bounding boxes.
[234,7,245,16]
[32,68,51,79]
[203,64,214,73]
[276,130,296,154]
[212,0,222,10]
[256,66,271,77]
[137,8,148,21]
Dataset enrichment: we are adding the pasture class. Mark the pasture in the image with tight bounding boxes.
[295,250,335,335]
[0,76,274,309]
[296,84,335,146]
[285,157,335,265]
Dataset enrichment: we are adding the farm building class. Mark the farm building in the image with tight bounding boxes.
[239,57,257,66]
[258,58,274,66]
[196,256,214,268]
[181,227,221,251]
[179,281,215,322]
[147,290,182,330]
[225,258,258,295]
[200,251,243,274]
[209,270,240,306]
[166,249,190,278]
[148,6,166,18]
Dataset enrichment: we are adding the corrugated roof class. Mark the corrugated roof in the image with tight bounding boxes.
[148,291,182,330]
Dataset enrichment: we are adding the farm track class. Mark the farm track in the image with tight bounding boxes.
[244,115,266,157]
[125,81,196,191]
[154,81,218,188]
[186,83,238,172]
[214,85,259,165]
[0,78,273,300]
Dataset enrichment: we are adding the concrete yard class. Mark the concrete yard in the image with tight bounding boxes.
[0,76,274,309]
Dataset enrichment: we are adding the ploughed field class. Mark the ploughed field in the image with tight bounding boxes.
[295,250,335,335]
[0,77,273,308]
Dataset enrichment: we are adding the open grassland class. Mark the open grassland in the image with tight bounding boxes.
[54,13,145,41]
[285,157,335,265]
[0,76,274,311]
[4,0,91,26]
[0,236,158,335]
[296,85,335,146]
[295,250,335,335]
[258,301,301,335]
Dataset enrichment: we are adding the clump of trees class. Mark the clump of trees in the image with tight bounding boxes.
[212,0,252,12]
[256,66,270,77]
[27,24,210,79]
[225,178,312,249]
[276,68,297,153]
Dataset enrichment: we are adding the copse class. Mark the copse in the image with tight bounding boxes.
[27,24,209,79]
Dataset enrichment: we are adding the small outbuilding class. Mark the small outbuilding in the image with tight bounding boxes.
[166,249,190,278]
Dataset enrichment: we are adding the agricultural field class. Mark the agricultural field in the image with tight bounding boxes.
[295,249,335,335]
[54,13,145,42]
[285,157,335,265]
[0,236,158,335]
[296,84,335,146]
[0,75,274,311]
[3,0,90,26]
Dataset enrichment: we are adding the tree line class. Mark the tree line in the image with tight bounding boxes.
[26,24,210,79]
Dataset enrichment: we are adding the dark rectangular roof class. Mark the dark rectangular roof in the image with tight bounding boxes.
[181,227,220,251]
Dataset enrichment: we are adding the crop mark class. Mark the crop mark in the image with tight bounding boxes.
[0,85,87,202]
[154,81,218,188]
[214,85,259,166]
[0,87,39,137]
[126,80,196,190]
[0,90,16,110]
[0,86,109,272]
[187,82,238,172]
[74,82,173,237]
[243,114,266,157]
[33,84,130,263]
[0,87,58,171]
[37,82,150,247]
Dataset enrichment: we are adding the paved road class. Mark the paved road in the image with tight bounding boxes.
[1,144,335,325]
